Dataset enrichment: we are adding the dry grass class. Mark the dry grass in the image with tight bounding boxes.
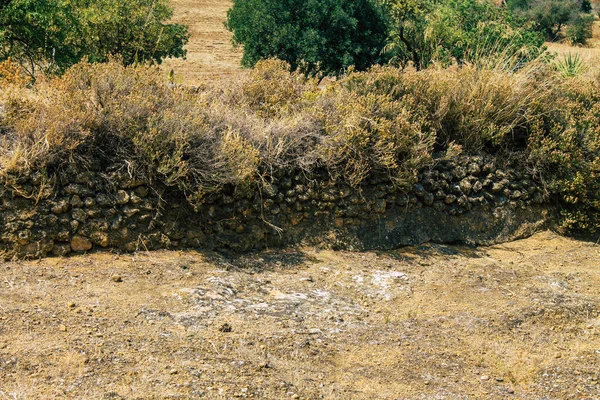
[1,231,600,399]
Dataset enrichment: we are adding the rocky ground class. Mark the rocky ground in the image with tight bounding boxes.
[1,231,600,399]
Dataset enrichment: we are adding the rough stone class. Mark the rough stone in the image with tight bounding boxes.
[116,190,130,205]
[53,242,71,256]
[96,194,113,207]
[491,182,504,193]
[459,179,472,195]
[65,184,93,197]
[51,200,70,215]
[71,236,92,252]
[72,208,88,223]
[445,194,457,204]
[90,231,110,247]
[467,163,481,176]
[263,182,279,198]
[70,195,84,208]
[0,154,554,260]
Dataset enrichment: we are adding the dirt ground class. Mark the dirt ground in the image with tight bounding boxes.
[1,231,600,399]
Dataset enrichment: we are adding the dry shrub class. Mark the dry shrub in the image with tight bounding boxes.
[428,62,555,151]
[527,75,600,232]
[0,57,599,232]
[239,59,317,117]
[318,76,434,187]
[0,59,29,87]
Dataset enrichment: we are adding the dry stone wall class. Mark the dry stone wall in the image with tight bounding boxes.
[0,156,554,259]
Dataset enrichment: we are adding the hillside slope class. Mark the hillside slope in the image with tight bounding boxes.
[160,0,242,84]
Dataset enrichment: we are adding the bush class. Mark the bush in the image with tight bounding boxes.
[1,58,599,233]
[318,70,435,187]
[507,0,595,44]
[74,0,188,65]
[566,13,595,45]
[0,0,188,77]
[226,0,389,76]
[527,76,600,232]
[383,0,544,70]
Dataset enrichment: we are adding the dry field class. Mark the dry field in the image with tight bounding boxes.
[159,0,242,85]
[546,17,600,74]
[1,231,600,399]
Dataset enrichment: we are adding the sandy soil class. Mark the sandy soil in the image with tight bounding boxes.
[1,231,600,399]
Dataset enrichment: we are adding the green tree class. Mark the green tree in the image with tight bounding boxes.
[0,0,188,77]
[566,13,595,44]
[383,0,544,70]
[507,0,594,43]
[74,0,188,65]
[226,0,389,76]
[0,0,81,76]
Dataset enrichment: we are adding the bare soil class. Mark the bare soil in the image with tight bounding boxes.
[1,231,600,399]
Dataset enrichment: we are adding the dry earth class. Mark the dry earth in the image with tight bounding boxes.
[1,231,600,399]
[2,2,600,399]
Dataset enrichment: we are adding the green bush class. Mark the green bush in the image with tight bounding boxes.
[383,0,544,70]
[0,0,188,77]
[226,0,389,76]
[566,13,595,45]
[554,53,588,78]
[507,0,595,44]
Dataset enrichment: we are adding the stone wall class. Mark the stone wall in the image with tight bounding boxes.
[0,156,554,259]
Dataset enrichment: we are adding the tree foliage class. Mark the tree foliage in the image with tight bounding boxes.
[0,0,188,77]
[507,0,595,44]
[383,0,545,70]
[226,0,389,76]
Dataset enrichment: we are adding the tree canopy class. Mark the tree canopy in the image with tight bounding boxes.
[0,0,189,77]
[226,0,390,76]
[383,0,545,70]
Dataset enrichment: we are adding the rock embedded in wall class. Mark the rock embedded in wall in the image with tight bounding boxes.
[0,155,554,260]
